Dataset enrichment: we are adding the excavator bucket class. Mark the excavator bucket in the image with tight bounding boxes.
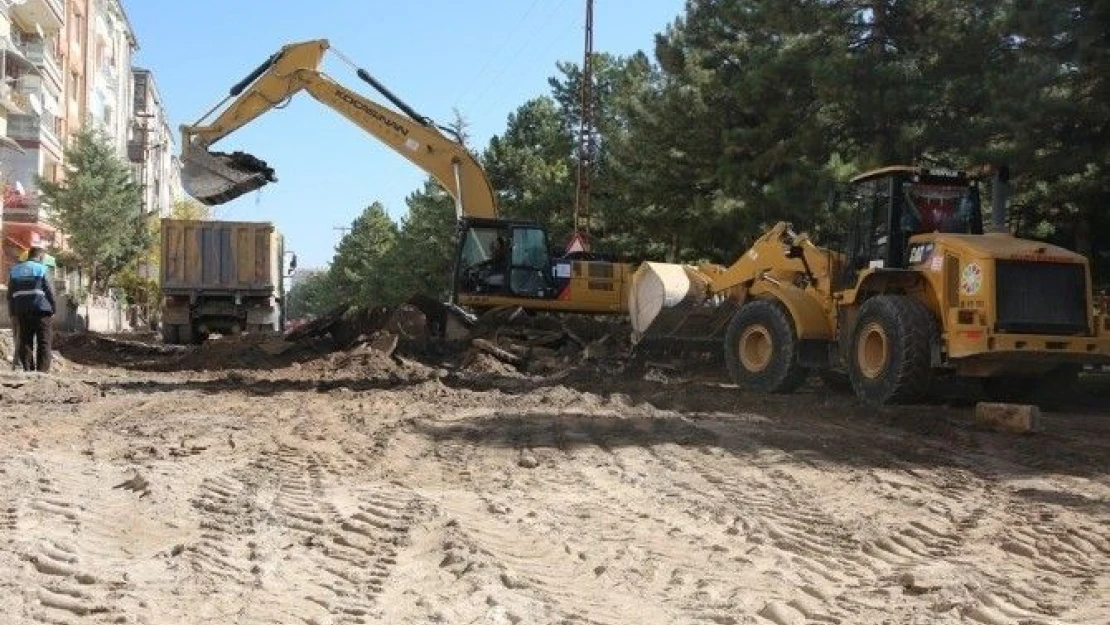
[180,141,277,206]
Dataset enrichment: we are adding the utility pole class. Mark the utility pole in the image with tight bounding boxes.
[571,0,595,252]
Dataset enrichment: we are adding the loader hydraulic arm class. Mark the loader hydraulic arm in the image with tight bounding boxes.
[179,39,498,219]
[706,222,835,297]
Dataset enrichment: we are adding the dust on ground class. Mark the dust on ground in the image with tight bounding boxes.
[0,330,1106,625]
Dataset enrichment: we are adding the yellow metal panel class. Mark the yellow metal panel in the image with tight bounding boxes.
[750,282,834,340]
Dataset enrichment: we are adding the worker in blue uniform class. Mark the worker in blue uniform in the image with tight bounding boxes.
[7,246,57,372]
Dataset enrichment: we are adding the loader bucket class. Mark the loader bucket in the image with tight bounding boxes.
[181,142,276,206]
[629,262,737,351]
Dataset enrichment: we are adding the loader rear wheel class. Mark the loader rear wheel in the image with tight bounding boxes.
[848,295,936,406]
[724,299,806,394]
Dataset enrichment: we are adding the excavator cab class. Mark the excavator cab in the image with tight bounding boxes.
[836,167,985,287]
[454,219,561,301]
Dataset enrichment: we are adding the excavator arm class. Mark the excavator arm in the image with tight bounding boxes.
[179,39,498,219]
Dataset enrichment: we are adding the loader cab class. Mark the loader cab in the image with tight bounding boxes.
[837,166,984,286]
[453,218,561,301]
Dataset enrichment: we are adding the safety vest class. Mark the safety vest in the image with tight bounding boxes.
[9,260,54,316]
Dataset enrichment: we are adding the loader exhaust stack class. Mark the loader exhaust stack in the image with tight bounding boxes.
[181,141,277,206]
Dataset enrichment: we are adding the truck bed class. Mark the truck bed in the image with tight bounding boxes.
[161,219,282,293]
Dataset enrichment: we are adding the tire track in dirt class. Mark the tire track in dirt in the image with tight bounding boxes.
[234,430,429,625]
[839,435,1108,625]
[13,458,141,625]
[424,422,651,625]
[707,415,1101,625]
[261,443,381,621]
[22,538,121,624]
[988,508,1110,623]
[188,472,257,586]
[556,427,769,625]
[309,485,427,623]
[652,442,861,624]
[0,457,22,534]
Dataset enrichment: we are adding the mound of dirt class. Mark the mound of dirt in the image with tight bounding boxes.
[0,372,98,404]
[460,351,526,378]
[309,343,435,381]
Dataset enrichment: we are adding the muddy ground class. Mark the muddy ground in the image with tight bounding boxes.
[0,330,1107,625]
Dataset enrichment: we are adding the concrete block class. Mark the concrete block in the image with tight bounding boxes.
[974,402,1041,434]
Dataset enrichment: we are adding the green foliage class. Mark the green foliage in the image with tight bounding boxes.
[310,0,1109,298]
[112,269,161,310]
[495,0,1105,278]
[171,198,213,220]
[483,97,575,233]
[284,269,339,319]
[309,182,458,309]
[384,179,458,301]
[37,128,149,292]
[328,202,401,305]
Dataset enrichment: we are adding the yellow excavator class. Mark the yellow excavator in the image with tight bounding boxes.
[630,165,1110,405]
[178,39,633,318]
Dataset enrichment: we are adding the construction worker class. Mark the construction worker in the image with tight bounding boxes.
[7,246,57,372]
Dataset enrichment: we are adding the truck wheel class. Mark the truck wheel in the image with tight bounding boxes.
[848,295,936,406]
[161,324,180,345]
[724,299,807,393]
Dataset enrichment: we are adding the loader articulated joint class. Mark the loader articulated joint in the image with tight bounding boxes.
[785,244,817,288]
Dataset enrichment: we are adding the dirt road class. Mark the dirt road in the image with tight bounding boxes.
[0,335,1107,625]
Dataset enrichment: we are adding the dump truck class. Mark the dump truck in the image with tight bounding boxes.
[630,165,1110,406]
[159,218,289,344]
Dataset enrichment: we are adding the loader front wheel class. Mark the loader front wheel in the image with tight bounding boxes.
[848,295,936,406]
[724,299,806,394]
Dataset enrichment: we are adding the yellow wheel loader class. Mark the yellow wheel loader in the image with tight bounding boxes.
[629,166,1110,405]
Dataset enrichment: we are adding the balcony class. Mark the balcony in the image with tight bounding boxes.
[19,38,63,91]
[0,82,30,115]
[128,139,145,163]
[100,58,125,92]
[7,113,62,160]
[2,197,51,225]
[10,0,65,33]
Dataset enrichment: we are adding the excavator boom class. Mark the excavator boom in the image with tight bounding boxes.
[179,39,498,219]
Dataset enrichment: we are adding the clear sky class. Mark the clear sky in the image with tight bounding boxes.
[123,0,685,270]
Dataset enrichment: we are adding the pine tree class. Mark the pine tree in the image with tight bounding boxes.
[285,269,339,318]
[37,128,148,292]
[328,202,400,306]
[385,179,458,301]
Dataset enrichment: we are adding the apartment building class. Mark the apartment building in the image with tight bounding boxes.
[0,0,66,270]
[85,0,134,155]
[129,67,174,216]
[0,0,178,287]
